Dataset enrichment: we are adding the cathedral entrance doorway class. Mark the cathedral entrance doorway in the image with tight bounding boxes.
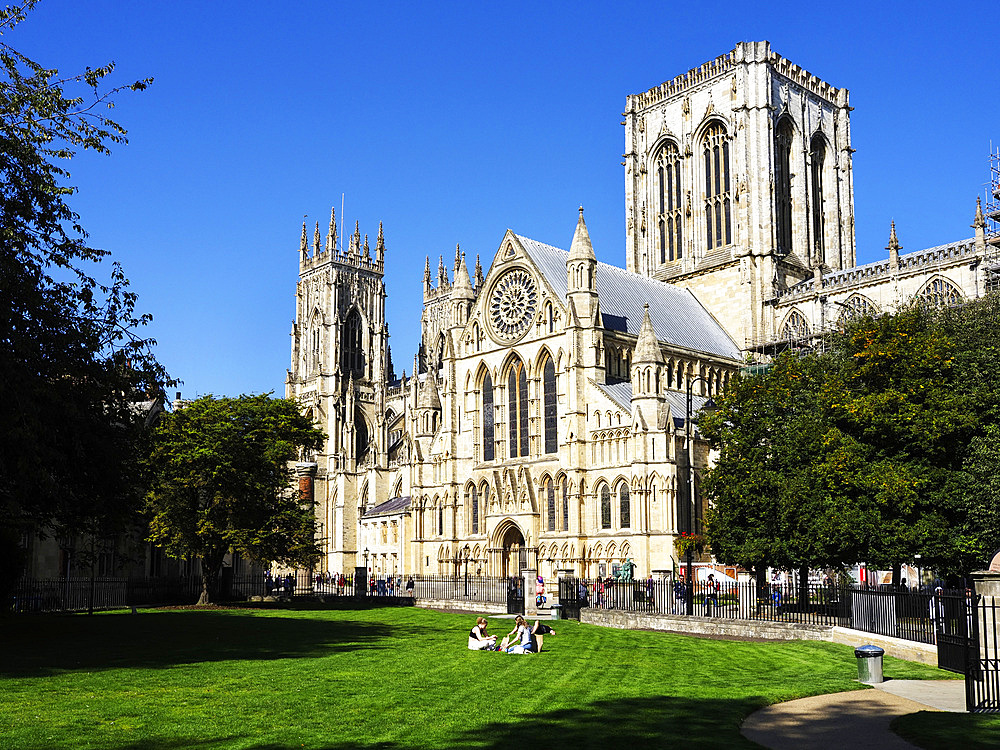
[497,523,525,578]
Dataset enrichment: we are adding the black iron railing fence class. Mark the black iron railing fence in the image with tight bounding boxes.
[572,577,953,645]
[4,572,959,649]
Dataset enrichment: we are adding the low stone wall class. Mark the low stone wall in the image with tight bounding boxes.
[415,599,507,615]
[581,608,831,641]
[579,608,940,665]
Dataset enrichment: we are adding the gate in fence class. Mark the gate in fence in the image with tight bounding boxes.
[968,594,1000,713]
[558,577,581,620]
[935,590,976,674]
[506,577,524,615]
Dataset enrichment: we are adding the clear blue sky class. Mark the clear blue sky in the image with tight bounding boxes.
[11,1,998,398]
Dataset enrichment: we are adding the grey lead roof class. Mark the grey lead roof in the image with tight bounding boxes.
[515,235,741,360]
[361,495,412,519]
[592,380,712,429]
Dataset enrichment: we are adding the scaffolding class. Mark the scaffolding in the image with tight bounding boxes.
[987,146,1000,250]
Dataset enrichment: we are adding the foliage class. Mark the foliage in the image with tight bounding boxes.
[673,532,708,557]
[0,0,163,587]
[0,607,951,749]
[704,300,1000,579]
[145,394,325,604]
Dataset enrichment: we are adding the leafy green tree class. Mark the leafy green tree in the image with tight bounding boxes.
[145,395,325,605]
[0,0,163,597]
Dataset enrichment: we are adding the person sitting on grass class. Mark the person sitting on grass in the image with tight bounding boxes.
[468,617,498,651]
[531,621,555,652]
[499,615,534,653]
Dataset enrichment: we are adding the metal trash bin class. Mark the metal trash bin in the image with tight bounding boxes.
[550,604,562,620]
[855,644,885,684]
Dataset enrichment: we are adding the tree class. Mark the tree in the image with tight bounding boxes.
[145,395,325,605]
[0,1,163,596]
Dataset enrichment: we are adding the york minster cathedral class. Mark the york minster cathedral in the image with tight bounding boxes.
[286,41,999,581]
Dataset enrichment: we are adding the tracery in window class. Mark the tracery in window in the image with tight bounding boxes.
[507,358,528,458]
[918,278,962,308]
[837,294,876,324]
[470,484,479,535]
[600,484,611,530]
[619,483,631,528]
[781,310,810,341]
[775,118,793,255]
[481,371,494,461]
[541,355,557,454]
[654,141,683,262]
[811,134,826,265]
[703,122,732,251]
[341,309,364,375]
[545,478,556,532]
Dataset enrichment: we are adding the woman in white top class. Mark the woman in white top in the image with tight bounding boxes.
[468,617,497,650]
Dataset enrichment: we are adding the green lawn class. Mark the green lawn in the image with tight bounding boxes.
[0,604,950,749]
[892,712,1000,750]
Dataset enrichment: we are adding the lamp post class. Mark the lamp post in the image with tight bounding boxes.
[363,547,370,582]
[463,545,471,597]
[685,375,717,615]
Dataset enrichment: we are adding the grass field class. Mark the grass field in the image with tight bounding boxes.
[892,711,1000,750]
[0,603,952,749]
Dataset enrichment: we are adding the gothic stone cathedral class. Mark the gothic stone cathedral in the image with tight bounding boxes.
[286,41,997,581]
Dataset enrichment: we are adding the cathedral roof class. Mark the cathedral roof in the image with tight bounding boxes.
[514,234,742,360]
[593,380,712,428]
[361,495,412,519]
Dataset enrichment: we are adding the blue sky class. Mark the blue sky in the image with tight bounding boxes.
[11,1,997,398]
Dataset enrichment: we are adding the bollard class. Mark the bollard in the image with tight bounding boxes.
[854,645,885,684]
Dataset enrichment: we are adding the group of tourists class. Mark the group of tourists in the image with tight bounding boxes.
[467,615,555,654]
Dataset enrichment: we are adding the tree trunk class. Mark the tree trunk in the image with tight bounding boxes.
[755,568,768,616]
[891,564,902,590]
[198,552,225,605]
[798,565,809,609]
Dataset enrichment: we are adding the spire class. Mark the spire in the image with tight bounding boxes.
[454,243,462,275]
[300,221,308,257]
[975,196,987,229]
[313,221,321,255]
[633,304,664,364]
[376,221,385,263]
[418,369,441,409]
[363,233,370,258]
[568,206,596,263]
[474,254,484,288]
[438,255,448,287]
[453,251,473,297]
[886,220,901,253]
[326,207,337,253]
[423,255,432,290]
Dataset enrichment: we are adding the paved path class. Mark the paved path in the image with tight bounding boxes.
[741,680,964,750]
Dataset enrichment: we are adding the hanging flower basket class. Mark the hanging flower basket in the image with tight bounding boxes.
[674,532,708,557]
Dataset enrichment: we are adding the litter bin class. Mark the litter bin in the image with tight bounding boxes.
[854,644,885,684]
[551,604,562,620]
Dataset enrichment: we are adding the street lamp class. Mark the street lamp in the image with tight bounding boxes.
[463,545,471,597]
[363,547,370,579]
[685,375,717,615]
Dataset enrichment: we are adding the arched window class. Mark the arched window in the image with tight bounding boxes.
[438,503,444,536]
[561,476,569,532]
[355,408,369,463]
[654,141,683,262]
[545,478,556,532]
[703,122,732,251]
[542,355,557,454]
[341,309,364,376]
[918,278,962,308]
[435,333,445,371]
[619,484,630,529]
[545,302,555,333]
[470,484,479,535]
[507,359,528,458]
[481,371,494,462]
[811,134,826,265]
[781,310,810,341]
[775,118,793,255]
[600,485,612,530]
[838,294,876,324]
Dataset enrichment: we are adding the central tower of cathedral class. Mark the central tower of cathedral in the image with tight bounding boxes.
[623,40,856,348]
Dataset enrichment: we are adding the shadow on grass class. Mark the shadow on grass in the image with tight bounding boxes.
[1,610,416,677]
[108,695,770,750]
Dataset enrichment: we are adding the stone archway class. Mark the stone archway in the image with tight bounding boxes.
[497,522,525,578]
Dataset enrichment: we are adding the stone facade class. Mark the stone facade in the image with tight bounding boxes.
[286,41,997,582]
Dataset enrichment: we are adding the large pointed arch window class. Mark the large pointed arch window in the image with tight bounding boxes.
[470,484,479,535]
[811,134,826,265]
[775,118,793,255]
[654,141,683,262]
[341,309,364,376]
[481,371,495,462]
[781,310,810,341]
[507,358,528,458]
[619,483,631,528]
[918,278,962,308]
[542,356,557,454]
[355,408,369,464]
[703,122,732,251]
[561,476,569,531]
[545,478,556,532]
[600,484,612,530]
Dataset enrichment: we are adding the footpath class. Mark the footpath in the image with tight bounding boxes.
[741,680,965,750]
